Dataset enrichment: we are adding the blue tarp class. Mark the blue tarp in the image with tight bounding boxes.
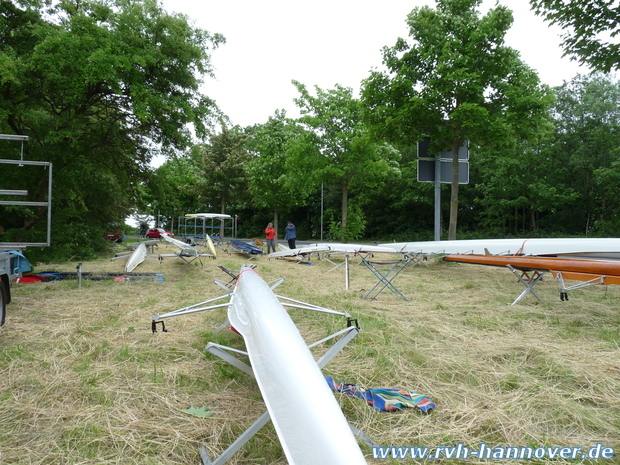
[231,240,263,255]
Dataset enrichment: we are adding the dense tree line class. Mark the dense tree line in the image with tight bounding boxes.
[152,72,620,243]
[2,0,619,262]
[0,0,223,261]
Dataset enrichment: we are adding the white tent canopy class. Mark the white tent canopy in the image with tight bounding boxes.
[177,213,236,240]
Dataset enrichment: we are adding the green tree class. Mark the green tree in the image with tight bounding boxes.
[471,74,620,237]
[194,122,251,215]
[0,0,223,259]
[550,73,620,234]
[530,0,620,72]
[144,156,205,230]
[362,0,554,240]
[245,110,311,237]
[290,81,400,242]
[357,145,437,241]
[474,144,578,236]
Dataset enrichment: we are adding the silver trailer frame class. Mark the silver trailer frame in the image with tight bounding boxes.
[0,134,52,327]
[0,135,52,249]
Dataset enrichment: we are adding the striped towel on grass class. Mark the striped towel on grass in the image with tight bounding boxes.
[325,376,435,413]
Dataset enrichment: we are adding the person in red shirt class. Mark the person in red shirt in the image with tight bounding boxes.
[265,222,276,254]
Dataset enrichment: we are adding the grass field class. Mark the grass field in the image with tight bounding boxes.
[1,241,618,464]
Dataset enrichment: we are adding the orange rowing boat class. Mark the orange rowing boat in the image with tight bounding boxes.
[444,254,620,279]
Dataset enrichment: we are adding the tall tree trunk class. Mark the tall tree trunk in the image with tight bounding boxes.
[220,197,226,238]
[273,207,279,242]
[342,181,349,242]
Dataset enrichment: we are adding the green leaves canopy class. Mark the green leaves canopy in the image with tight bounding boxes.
[290,81,400,241]
[530,0,620,73]
[362,0,554,239]
[244,111,312,234]
[0,0,223,260]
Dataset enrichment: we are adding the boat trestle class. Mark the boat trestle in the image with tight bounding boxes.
[507,266,620,305]
[507,265,547,305]
[361,257,410,301]
[201,323,377,465]
[151,270,371,464]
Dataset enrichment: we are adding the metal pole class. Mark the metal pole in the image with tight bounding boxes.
[434,155,441,241]
[77,263,82,290]
[320,183,324,242]
[345,254,350,291]
[47,163,53,246]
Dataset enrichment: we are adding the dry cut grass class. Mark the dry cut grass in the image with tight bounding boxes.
[0,242,619,464]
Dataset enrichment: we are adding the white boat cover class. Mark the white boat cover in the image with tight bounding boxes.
[228,268,366,465]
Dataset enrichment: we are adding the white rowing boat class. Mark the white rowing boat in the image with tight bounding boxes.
[269,245,330,258]
[228,267,366,464]
[311,242,397,254]
[162,234,198,254]
[380,238,620,258]
[124,242,147,273]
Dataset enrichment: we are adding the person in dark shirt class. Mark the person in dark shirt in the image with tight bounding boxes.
[284,221,296,249]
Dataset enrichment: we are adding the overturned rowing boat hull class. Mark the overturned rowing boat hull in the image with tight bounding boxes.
[381,238,620,258]
[269,245,330,258]
[444,254,620,279]
[230,239,263,255]
[313,243,397,254]
[228,268,365,464]
[125,242,147,273]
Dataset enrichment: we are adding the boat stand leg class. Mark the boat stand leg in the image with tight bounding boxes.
[324,255,346,274]
[201,324,376,463]
[376,263,408,300]
[362,259,409,301]
[362,260,390,300]
[404,253,429,268]
[324,255,352,290]
[179,254,203,267]
[508,266,545,305]
[200,411,272,465]
[205,343,253,377]
[349,423,379,448]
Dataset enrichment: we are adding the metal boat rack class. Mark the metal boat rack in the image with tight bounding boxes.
[361,257,410,301]
[0,134,52,250]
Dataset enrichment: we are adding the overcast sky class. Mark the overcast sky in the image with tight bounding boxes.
[161,0,591,128]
